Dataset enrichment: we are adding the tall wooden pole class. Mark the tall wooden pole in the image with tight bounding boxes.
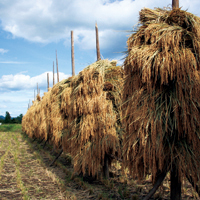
[71,30,75,76]
[56,50,59,82]
[172,0,179,9]
[95,22,101,61]
[37,83,39,95]
[34,90,35,101]
[47,73,49,91]
[53,61,55,86]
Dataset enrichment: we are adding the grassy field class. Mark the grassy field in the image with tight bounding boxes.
[0,129,198,199]
[0,124,22,132]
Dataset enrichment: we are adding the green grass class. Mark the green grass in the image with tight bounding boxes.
[0,124,22,132]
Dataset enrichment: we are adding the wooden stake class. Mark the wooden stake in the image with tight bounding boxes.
[34,90,35,101]
[172,0,179,9]
[170,162,181,200]
[143,171,167,200]
[49,149,63,167]
[39,138,44,144]
[71,30,75,76]
[95,22,101,61]
[53,61,55,86]
[37,83,39,95]
[103,153,109,179]
[43,138,48,149]
[47,73,49,91]
[56,50,59,82]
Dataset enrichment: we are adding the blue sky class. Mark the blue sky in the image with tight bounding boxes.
[0,0,200,117]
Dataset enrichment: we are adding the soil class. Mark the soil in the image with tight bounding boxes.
[0,131,198,200]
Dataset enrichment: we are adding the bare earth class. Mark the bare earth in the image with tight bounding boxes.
[0,132,198,200]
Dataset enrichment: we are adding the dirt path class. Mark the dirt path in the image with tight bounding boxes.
[0,131,198,200]
[0,132,69,200]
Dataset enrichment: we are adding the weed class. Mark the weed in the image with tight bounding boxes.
[123,185,130,198]
[118,186,123,198]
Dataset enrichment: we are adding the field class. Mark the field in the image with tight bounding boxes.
[0,124,22,132]
[0,125,198,200]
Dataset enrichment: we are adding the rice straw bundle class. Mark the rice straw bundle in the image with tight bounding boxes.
[39,89,52,141]
[123,7,200,185]
[62,59,124,177]
[22,59,124,177]
[45,78,73,149]
[22,94,42,139]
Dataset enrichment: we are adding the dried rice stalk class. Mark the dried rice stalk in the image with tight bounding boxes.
[123,7,200,185]
[62,59,124,177]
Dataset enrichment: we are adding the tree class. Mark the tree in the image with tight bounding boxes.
[123,7,200,200]
[16,114,23,123]
[4,111,11,124]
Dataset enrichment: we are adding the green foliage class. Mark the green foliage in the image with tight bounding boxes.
[4,111,11,124]
[3,112,23,124]
[11,114,23,124]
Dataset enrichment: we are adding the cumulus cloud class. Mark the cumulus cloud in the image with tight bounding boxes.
[0,71,70,91]
[1,0,199,51]
[0,48,9,54]
[0,71,70,117]
[0,90,33,117]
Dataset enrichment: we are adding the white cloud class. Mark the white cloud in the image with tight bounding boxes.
[1,0,199,50]
[0,71,70,91]
[0,90,33,117]
[0,71,71,117]
[0,48,9,54]
[0,61,27,64]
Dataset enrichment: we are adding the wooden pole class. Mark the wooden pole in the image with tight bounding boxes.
[172,0,179,9]
[49,149,63,167]
[34,90,35,101]
[71,31,75,76]
[95,22,101,61]
[170,162,181,200]
[37,83,39,95]
[53,61,55,86]
[143,171,167,200]
[56,50,59,82]
[47,73,49,91]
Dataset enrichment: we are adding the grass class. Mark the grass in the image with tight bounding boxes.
[0,123,22,132]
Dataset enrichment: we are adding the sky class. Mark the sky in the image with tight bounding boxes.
[0,0,200,117]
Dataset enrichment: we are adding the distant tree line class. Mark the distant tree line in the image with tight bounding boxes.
[0,111,23,124]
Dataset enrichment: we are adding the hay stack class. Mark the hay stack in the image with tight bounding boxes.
[49,79,72,149]
[38,89,52,141]
[22,95,42,139]
[22,59,124,177]
[123,7,200,185]
[62,59,124,177]
[22,78,73,149]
